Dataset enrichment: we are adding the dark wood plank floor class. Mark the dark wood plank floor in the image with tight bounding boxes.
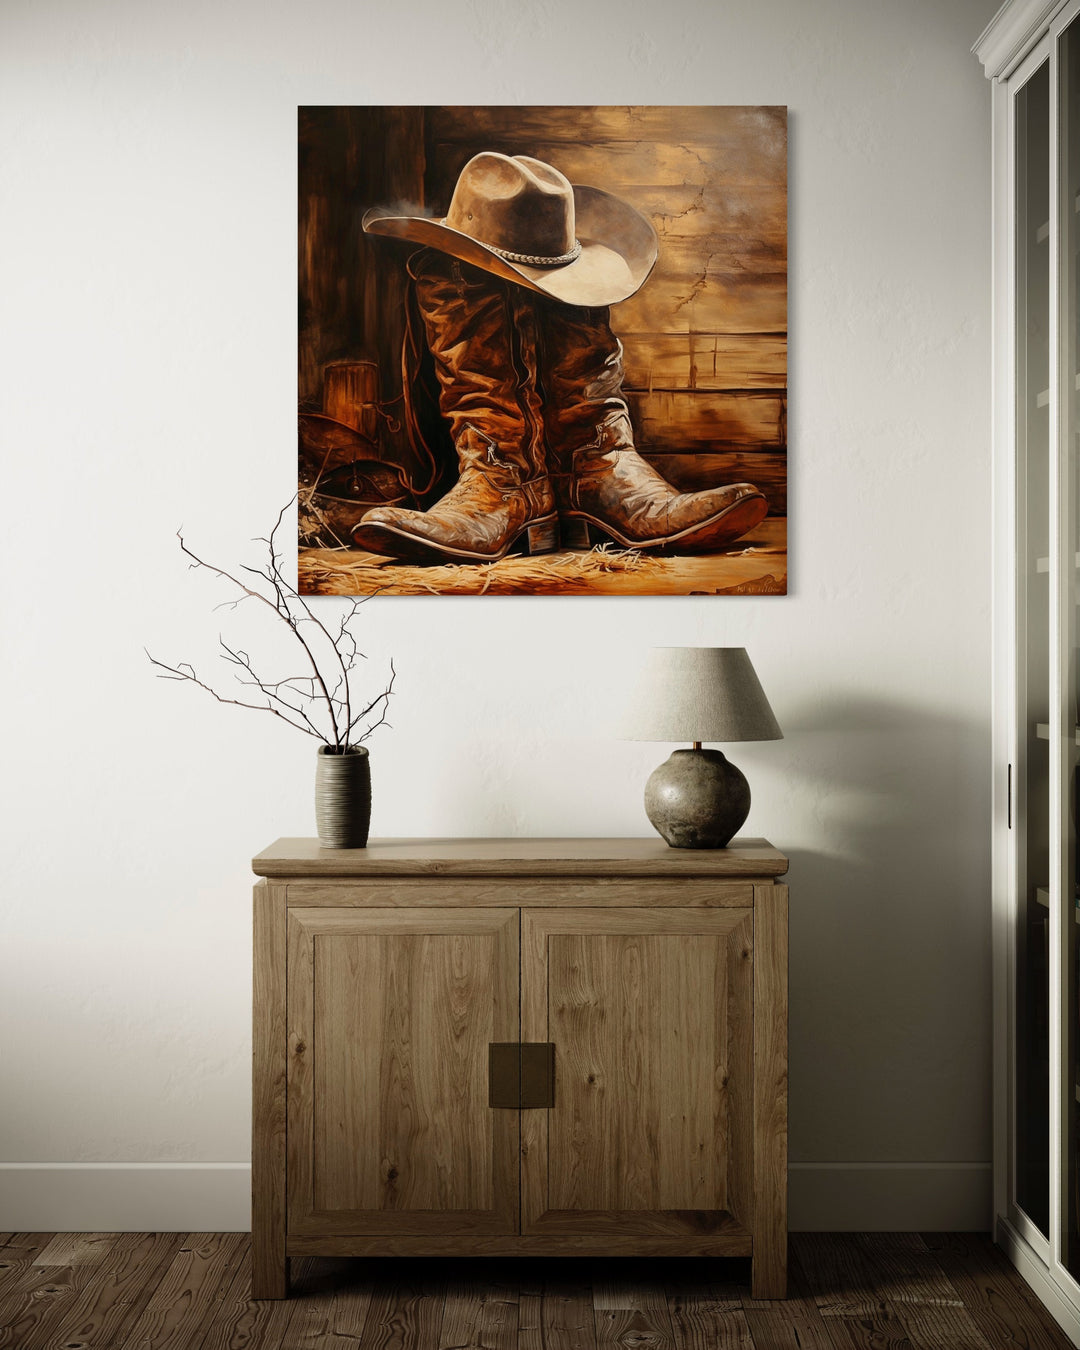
[0,1230,1073,1349]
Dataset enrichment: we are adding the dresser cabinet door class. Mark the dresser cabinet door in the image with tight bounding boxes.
[520,907,754,1240]
[286,907,519,1236]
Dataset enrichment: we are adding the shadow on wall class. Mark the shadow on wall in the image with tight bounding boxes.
[778,693,991,1164]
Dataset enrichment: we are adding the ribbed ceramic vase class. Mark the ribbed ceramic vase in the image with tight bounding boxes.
[315,744,371,848]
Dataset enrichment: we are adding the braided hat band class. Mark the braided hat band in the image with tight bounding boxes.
[486,240,583,268]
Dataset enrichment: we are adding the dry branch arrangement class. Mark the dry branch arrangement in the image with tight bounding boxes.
[147,503,394,752]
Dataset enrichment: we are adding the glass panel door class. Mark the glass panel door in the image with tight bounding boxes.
[1062,10,1080,1276]
[1017,57,1051,1238]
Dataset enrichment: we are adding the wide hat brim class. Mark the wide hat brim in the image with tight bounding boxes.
[362,184,658,308]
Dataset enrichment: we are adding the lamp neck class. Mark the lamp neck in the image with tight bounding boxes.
[692,740,702,751]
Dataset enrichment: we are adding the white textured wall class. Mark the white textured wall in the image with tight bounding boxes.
[0,0,998,1229]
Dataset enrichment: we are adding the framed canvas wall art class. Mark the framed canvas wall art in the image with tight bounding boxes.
[298,106,787,596]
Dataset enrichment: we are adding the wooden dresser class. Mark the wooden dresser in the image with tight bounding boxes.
[251,837,789,1299]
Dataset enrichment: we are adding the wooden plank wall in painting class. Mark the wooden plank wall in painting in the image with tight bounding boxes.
[424,106,788,515]
[298,107,428,484]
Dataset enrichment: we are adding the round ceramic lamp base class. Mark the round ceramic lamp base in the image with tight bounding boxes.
[644,748,750,849]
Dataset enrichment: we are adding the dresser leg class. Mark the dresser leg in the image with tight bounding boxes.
[751,1246,788,1299]
[251,1242,289,1300]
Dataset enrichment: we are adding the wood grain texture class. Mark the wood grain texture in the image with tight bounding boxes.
[742,1298,834,1350]
[0,1233,121,1350]
[0,1236,52,1301]
[285,1234,754,1259]
[115,1234,247,1350]
[626,390,785,453]
[32,1234,115,1266]
[594,1307,677,1348]
[298,107,428,486]
[668,1297,754,1350]
[520,904,551,1237]
[360,1276,447,1350]
[253,836,790,879]
[0,1235,103,1350]
[886,1290,994,1349]
[523,908,753,1237]
[615,259,785,340]
[288,907,519,1236]
[276,1255,375,1348]
[283,879,756,908]
[427,105,786,160]
[547,932,723,1212]
[623,185,785,245]
[838,1234,993,1350]
[0,1260,76,1350]
[522,1212,750,1239]
[851,1232,963,1307]
[199,1280,302,1350]
[643,452,787,516]
[921,1231,1074,1350]
[252,879,289,1299]
[438,1277,518,1349]
[621,333,786,392]
[526,907,753,938]
[2,1234,1071,1350]
[793,1233,887,1319]
[751,884,788,1300]
[315,932,496,1212]
[726,911,755,1240]
[815,1304,918,1350]
[323,359,379,438]
[519,1279,597,1350]
[292,907,526,937]
[287,904,316,1240]
[591,1271,677,1349]
[39,1232,183,1350]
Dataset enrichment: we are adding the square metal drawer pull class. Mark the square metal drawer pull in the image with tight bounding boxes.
[489,1042,555,1109]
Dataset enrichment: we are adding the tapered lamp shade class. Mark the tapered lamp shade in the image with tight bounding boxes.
[623,648,782,849]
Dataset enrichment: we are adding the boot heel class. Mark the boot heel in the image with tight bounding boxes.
[560,517,592,551]
[525,519,559,555]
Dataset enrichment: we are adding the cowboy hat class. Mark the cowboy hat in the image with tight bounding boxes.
[362,152,658,308]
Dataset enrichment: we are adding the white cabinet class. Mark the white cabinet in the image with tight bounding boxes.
[978,0,1080,1340]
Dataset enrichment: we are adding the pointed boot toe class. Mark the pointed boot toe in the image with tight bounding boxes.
[352,506,437,562]
[664,483,769,553]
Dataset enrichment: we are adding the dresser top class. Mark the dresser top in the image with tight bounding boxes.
[253,837,788,879]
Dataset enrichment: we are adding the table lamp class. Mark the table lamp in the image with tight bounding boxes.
[624,647,783,849]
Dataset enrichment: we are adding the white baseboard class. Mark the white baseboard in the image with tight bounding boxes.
[0,1164,251,1232]
[789,1162,993,1231]
[0,1161,991,1234]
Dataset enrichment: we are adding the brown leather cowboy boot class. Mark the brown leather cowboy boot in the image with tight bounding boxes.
[537,301,769,552]
[353,249,557,564]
